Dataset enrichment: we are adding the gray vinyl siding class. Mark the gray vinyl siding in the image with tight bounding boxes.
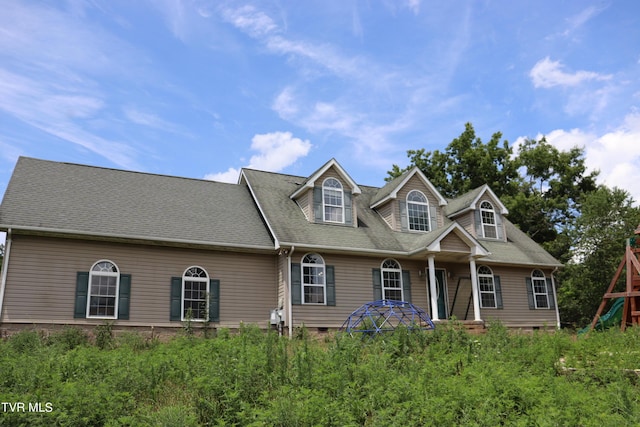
[440,233,470,253]
[2,235,277,328]
[290,255,427,328]
[442,264,557,327]
[456,213,474,236]
[376,202,394,229]
[481,266,556,327]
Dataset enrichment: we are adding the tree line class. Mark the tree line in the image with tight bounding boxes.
[388,123,640,327]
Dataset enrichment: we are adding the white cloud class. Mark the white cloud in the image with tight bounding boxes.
[204,167,242,183]
[123,106,182,134]
[247,131,312,171]
[542,112,640,204]
[272,87,298,119]
[205,132,312,183]
[530,57,612,89]
[221,5,279,38]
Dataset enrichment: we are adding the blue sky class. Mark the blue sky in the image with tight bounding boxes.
[1,0,640,212]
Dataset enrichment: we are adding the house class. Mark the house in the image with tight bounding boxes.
[0,157,562,335]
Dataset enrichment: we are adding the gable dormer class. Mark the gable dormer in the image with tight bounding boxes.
[290,159,361,226]
[370,167,447,233]
[446,185,508,241]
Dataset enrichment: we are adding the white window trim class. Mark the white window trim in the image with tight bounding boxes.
[181,266,210,322]
[480,201,498,239]
[407,190,430,232]
[381,259,404,301]
[322,177,345,224]
[301,253,326,305]
[532,269,549,309]
[86,259,120,320]
[477,265,496,309]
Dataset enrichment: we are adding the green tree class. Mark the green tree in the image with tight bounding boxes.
[557,186,640,327]
[507,137,598,261]
[388,123,522,199]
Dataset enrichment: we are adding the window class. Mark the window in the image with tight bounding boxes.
[87,260,120,318]
[477,265,496,308]
[302,253,326,304]
[407,190,430,231]
[182,266,209,320]
[323,178,344,223]
[531,269,549,309]
[480,201,498,238]
[381,259,403,301]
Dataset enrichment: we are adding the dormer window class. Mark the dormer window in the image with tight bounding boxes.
[480,201,497,238]
[323,178,344,223]
[407,190,430,232]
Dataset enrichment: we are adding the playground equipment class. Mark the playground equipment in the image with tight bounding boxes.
[340,300,435,336]
[588,225,640,332]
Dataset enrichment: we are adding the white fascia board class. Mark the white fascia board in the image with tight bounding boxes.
[470,185,509,215]
[290,159,361,199]
[371,168,447,209]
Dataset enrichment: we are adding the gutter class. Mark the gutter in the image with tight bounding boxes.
[1,225,275,252]
[0,229,12,322]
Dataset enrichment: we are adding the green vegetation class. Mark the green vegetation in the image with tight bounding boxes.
[2,324,640,426]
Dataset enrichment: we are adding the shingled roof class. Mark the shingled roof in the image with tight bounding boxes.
[0,157,275,251]
[0,157,562,267]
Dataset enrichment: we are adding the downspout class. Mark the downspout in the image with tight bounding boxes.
[551,267,561,329]
[287,246,295,337]
[0,229,12,322]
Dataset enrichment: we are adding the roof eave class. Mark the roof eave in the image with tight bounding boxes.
[2,225,276,253]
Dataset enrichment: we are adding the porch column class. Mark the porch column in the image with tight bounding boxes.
[428,255,439,321]
[469,256,482,322]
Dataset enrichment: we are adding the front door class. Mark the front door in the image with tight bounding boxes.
[433,269,448,319]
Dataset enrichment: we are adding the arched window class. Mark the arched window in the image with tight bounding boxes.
[87,260,120,318]
[381,259,403,301]
[407,190,430,231]
[531,269,549,309]
[477,265,496,308]
[302,253,326,304]
[182,266,209,320]
[323,178,344,223]
[480,201,497,238]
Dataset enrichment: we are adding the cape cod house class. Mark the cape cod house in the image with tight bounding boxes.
[0,157,562,335]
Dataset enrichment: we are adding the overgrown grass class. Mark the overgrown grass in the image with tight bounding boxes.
[1,324,639,426]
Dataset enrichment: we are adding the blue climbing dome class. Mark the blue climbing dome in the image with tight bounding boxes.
[340,300,435,336]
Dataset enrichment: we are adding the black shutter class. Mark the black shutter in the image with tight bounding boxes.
[546,278,555,309]
[474,210,483,237]
[118,274,131,320]
[494,275,503,309]
[429,205,437,231]
[291,263,302,305]
[313,187,323,223]
[344,191,353,226]
[170,277,182,321]
[209,279,220,322]
[525,277,535,309]
[402,270,412,303]
[372,268,382,300]
[399,201,408,231]
[74,272,89,318]
[326,266,336,306]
